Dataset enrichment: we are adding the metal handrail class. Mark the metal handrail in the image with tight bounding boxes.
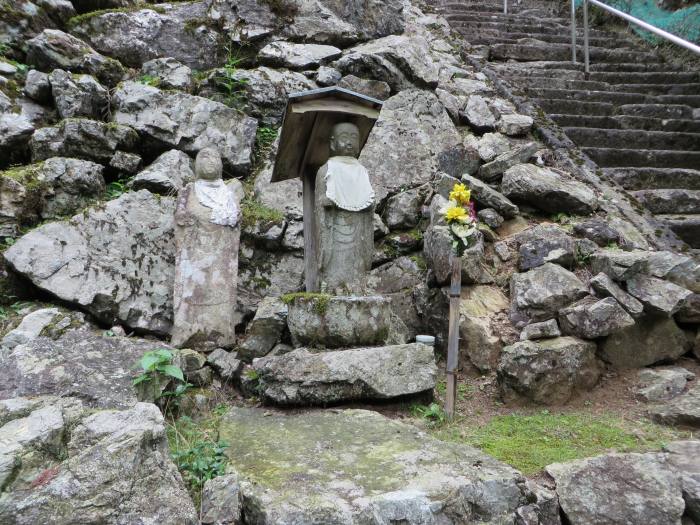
[504,0,508,14]
[572,0,700,74]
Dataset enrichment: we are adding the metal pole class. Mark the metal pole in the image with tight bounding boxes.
[571,0,577,63]
[503,0,508,15]
[583,0,590,75]
[445,256,461,420]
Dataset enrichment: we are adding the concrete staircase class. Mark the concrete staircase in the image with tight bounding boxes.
[440,0,700,247]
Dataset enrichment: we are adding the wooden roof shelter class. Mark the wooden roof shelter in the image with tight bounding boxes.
[271,87,384,292]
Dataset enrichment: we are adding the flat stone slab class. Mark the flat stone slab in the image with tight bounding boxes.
[251,343,437,405]
[218,407,535,523]
[648,383,700,428]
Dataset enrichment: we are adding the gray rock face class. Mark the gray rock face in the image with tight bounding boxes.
[383,186,424,229]
[478,208,504,229]
[201,474,241,525]
[207,349,243,382]
[23,70,52,104]
[498,337,602,405]
[360,90,463,202]
[337,74,391,100]
[4,190,175,334]
[573,218,623,247]
[131,149,195,194]
[509,263,588,326]
[424,225,493,286]
[501,164,598,215]
[315,66,342,86]
[49,69,109,119]
[478,142,539,182]
[520,319,561,341]
[30,118,138,164]
[109,150,141,174]
[637,367,695,402]
[646,250,700,293]
[649,383,700,427]
[0,308,60,350]
[462,173,519,218]
[497,114,533,136]
[462,95,496,132]
[219,407,540,524]
[283,0,406,46]
[664,440,700,522]
[0,331,172,408]
[258,41,341,69]
[252,344,438,405]
[0,113,35,161]
[477,132,510,163]
[367,256,424,295]
[589,249,649,281]
[142,57,193,92]
[113,81,257,175]
[0,400,197,525]
[626,274,692,316]
[26,29,125,86]
[545,452,684,525]
[599,316,689,368]
[589,272,644,317]
[335,34,440,92]
[518,233,575,271]
[70,2,225,69]
[558,296,635,339]
[237,296,288,361]
[287,295,392,348]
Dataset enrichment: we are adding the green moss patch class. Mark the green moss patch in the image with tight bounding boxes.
[240,198,284,229]
[280,292,331,315]
[67,3,166,27]
[433,411,686,475]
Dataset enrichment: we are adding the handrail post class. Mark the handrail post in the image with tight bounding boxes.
[571,0,577,63]
[504,0,508,15]
[583,0,590,74]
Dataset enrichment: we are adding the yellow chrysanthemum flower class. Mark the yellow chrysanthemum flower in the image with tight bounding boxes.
[449,183,471,206]
[445,205,469,224]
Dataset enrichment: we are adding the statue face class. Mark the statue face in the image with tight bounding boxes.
[195,147,223,181]
[329,123,360,158]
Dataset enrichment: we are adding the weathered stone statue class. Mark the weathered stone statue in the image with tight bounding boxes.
[172,146,243,349]
[315,122,375,292]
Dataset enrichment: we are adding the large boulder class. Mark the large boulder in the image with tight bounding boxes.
[459,285,514,372]
[258,41,341,70]
[589,272,644,317]
[48,69,109,119]
[664,440,700,522]
[286,295,392,348]
[648,383,700,427]
[0,112,35,165]
[130,149,194,195]
[113,81,257,175]
[141,57,193,92]
[4,190,175,335]
[0,330,172,408]
[589,249,649,281]
[251,344,437,405]
[26,29,125,86]
[599,316,689,369]
[462,173,519,218]
[636,367,695,402]
[237,296,288,361]
[0,400,197,524]
[0,307,61,350]
[558,296,635,339]
[497,336,602,405]
[509,263,588,327]
[69,2,225,69]
[626,274,692,316]
[501,164,598,215]
[216,407,544,523]
[30,118,138,164]
[545,452,684,525]
[359,90,465,203]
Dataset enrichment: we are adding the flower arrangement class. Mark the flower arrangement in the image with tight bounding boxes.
[442,182,478,255]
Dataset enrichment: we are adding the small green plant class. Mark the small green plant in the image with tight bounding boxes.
[214,49,249,109]
[411,402,447,426]
[0,43,10,57]
[253,125,278,168]
[240,198,284,229]
[172,439,229,491]
[137,74,160,87]
[105,178,131,200]
[133,349,188,404]
[280,292,331,315]
[244,368,260,381]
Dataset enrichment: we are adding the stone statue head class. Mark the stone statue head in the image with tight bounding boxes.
[195,147,223,181]
[329,122,360,158]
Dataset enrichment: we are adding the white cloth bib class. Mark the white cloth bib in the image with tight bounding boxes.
[325,156,375,212]
[194,180,239,227]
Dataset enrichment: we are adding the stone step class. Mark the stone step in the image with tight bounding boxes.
[451,21,614,38]
[657,214,700,248]
[618,103,696,119]
[468,32,637,49]
[444,12,570,26]
[520,76,700,95]
[490,43,665,63]
[563,127,700,151]
[528,88,648,105]
[534,97,615,116]
[582,147,700,169]
[505,61,686,73]
[603,167,700,191]
[551,114,700,133]
[590,71,700,84]
[632,189,700,215]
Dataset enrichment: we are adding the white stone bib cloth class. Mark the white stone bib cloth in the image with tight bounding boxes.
[194,180,239,227]
[325,156,375,212]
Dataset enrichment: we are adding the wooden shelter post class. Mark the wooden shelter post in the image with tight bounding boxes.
[445,256,462,419]
[303,168,318,292]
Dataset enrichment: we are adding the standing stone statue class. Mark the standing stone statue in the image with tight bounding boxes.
[172,146,243,349]
[315,122,375,292]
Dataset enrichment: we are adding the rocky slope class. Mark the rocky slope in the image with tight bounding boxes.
[1,0,699,523]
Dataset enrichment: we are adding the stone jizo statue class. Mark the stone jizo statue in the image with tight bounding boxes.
[314,122,375,292]
[172,146,243,349]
